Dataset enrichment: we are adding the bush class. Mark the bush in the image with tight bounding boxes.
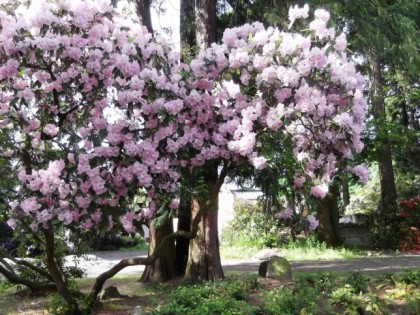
[331,285,357,306]
[89,233,147,251]
[258,283,319,315]
[152,279,258,315]
[346,271,370,293]
[221,201,281,249]
[398,269,420,286]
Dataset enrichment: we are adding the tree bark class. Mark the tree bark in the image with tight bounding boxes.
[44,228,80,314]
[185,164,224,282]
[175,190,192,275]
[135,0,153,34]
[369,51,398,215]
[140,220,176,282]
[195,0,217,49]
[316,183,342,247]
[341,177,350,213]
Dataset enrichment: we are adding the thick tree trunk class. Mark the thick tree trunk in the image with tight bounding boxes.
[135,0,153,34]
[140,220,176,283]
[195,0,217,49]
[316,183,342,247]
[185,163,225,282]
[185,182,224,282]
[369,51,398,214]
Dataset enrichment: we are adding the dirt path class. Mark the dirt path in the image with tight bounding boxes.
[223,255,420,274]
[64,251,420,277]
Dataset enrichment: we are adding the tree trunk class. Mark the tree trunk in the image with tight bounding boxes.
[176,0,196,275]
[341,177,350,213]
[184,0,224,283]
[185,169,224,281]
[135,0,153,34]
[140,220,176,283]
[195,0,217,49]
[175,189,191,276]
[369,51,398,214]
[44,228,80,314]
[316,183,342,247]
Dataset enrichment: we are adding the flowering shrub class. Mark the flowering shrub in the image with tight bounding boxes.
[276,206,319,237]
[398,196,420,252]
[0,1,369,238]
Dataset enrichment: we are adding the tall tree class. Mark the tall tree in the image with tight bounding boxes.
[134,0,153,34]
[317,0,419,247]
[195,0,217,49]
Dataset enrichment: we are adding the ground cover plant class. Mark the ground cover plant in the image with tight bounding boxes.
[1,269,420,314]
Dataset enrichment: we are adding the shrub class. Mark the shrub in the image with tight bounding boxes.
[152,279,258,315]
[89,233,147,251]
[398,269,420,286]
[296,271,336,293]
[258,283,319,315]
[346,271,370,294]
[405,290,420,315]
[331,285,357,306]
[221,201,281,249]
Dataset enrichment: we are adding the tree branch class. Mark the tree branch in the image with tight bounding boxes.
[0,248,54,283]
[0,264,56,293]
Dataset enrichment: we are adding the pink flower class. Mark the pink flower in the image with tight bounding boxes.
[334,33,347,53]
[352,165,369,184]
[43,124,59,137]
[288,4,309,28]
[7,218,17,229]
[294,176,306,188]
[169,198,180,210]
[276,206,294,220]
[310,184,328,199]
[20,197,41,215]
[307,215,319,231]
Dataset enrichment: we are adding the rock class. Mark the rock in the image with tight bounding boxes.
[254,248,284,260]
[99,286,128,300]
[259,256,292,281]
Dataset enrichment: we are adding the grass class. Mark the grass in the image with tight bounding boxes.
[220,237,365,261]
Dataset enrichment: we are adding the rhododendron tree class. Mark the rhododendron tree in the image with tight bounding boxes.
[0,0,368,312]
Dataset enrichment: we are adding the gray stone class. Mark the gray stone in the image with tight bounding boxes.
[99,286,128,300]
[254,248,284,260]
[259,256,292,280]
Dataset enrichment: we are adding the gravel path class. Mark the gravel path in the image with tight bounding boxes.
[63,251,420,278]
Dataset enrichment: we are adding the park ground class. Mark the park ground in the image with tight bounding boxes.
[1,249,419,314]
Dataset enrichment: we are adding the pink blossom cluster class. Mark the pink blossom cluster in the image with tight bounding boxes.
[1,1,368,233]
[276,207,294,220]
[306,215,319,231]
